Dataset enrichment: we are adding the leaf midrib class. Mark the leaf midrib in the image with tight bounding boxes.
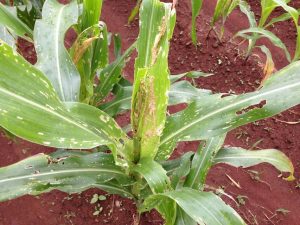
[175,192,223,225]
[0,87,103,141]
[160,80,300,146]
[215,155,283,164]
[55,4,68,101]
[98,52,129,97]
[0,168,123,184]
[102,88,203,112]
[188,139,214,188]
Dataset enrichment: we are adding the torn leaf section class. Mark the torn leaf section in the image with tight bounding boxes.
[34,0,81,102]
[0,3,33,41]
[131,0,176,160]
[0,26,15,47]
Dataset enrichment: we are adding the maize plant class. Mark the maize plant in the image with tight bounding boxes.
[236,0,300,61]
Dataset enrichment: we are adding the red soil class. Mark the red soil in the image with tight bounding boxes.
[0,0,300,225]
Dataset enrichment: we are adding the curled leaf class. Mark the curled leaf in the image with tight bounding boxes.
[214,147,295,181]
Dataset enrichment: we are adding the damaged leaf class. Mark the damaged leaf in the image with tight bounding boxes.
[159,61,300,159]
[0,151,133,201]
[71,23,106,65]
[0,3,33,41]
[34,0,81,101]
[258,45,275,88]
[131,0,176,160]
[0,42,126,150]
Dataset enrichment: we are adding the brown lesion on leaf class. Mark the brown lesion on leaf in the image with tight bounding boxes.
[132,74,158,161]
[236,100,267,115]
[132,78,147,135]
[151,16,167,66]
[73,37,99,64]
[72,25,104,65]
[132,75,157,136]
[259,56,275,89]
[46,156,68,165]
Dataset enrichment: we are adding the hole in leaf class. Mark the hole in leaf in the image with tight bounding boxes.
[64,28,78,49]
[168,103,188,114]
[221,93,234,98]
[119,138,125,145]
[58,0,71,5]
[236,100,267,115]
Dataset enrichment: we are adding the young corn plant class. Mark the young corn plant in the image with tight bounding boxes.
[209,0,240,40]
[191,0,239,44]
[0,0,299,224]
[192,0,300,63]
[236,0,300,62]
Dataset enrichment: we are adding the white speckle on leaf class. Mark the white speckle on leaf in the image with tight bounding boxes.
[99,115,109,122]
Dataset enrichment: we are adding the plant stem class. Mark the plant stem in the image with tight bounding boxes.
[133,212,141,225]
[131,172,143,198]
[133,137,141,164]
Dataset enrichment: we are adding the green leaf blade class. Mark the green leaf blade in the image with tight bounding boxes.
[214,147,295,180]
[0,151,133,202]
[168,81,212,107]
[235,27,291,62]
[34,0,81,101]
[175,208,197,225]
[184,135,226,190]
[134,158,170,194]
[0,25,15,46]
[142,188,246,225]
[128,0,142,23]
[131,0,175,160]
[94,41,135,104]
[0,42,117,149]
[191,0,203,44]
[0,3,33,40]
[80,0,103,31]
[100,79,212,117]
[160,61,300,159]
[65,102,131,162]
